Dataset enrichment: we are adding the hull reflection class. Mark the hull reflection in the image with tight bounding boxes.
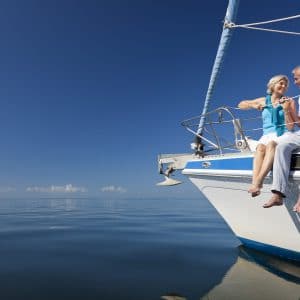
[201,246,300,299]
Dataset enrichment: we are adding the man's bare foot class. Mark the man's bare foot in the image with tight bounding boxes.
[263,193,283,208]
[293,199,300,213]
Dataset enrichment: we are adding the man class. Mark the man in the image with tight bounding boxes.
[264,66,300,209]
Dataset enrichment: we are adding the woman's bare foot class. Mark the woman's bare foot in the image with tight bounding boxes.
[263,193,283,208]
[293,199,300,213]
[248,184,262,197]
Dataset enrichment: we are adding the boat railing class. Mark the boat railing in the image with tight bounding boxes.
[181,106,263,156]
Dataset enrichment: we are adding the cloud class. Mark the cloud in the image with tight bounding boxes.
[100,185,127,193]
[0,186,16,193]
[26,184,87,193]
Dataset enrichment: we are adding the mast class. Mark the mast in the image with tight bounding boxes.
[197,0,239,134]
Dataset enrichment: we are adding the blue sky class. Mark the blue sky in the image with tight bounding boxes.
[0,0,299,198]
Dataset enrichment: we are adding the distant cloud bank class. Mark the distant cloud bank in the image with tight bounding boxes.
[0,186,16,193]
[26,184,87,193]
[100,185,126,193]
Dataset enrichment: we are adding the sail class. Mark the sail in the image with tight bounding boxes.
[197,0,239,134]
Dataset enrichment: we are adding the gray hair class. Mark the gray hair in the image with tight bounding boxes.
[266,75,289,94]
[292,66,300,74]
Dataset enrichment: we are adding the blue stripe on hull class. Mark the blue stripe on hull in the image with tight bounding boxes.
[238,237,300,262]
[185,157,253,170]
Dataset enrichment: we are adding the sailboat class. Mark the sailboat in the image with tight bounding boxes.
[157,1,300,261]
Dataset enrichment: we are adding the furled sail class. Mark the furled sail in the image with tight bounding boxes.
[197,0,239,134]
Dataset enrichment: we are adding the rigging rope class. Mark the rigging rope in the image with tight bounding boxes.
[229,94,300,110]
[226,14,300,35]
[233,14,300,27]
[233,25,300,36]
[243,120,300,133]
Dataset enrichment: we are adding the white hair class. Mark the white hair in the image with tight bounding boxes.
[292,66,300,75]
[266,75,289,94]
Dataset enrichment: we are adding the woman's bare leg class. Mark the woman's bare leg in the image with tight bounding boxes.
[254,141,277,190]
[249,143,266,196]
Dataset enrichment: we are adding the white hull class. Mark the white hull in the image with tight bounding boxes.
[182,154,300,260]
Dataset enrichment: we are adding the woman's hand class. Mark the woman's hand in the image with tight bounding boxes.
[281,97,292,111]
[252,102,265,111]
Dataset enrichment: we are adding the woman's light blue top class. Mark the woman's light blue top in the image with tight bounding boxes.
[262,94,286,136]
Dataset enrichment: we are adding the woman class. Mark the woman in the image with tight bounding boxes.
[238,75,296,197]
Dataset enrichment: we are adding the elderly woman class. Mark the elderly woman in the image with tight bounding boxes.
[238,75,297,198]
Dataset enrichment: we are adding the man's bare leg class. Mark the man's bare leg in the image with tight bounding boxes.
[293,197,300,212]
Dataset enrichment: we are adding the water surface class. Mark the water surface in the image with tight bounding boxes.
[0,197,299,299]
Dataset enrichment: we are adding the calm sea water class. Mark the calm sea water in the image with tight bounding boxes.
[0,196,300,300]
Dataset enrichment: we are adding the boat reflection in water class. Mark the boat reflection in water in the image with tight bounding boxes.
[201,246,300,300]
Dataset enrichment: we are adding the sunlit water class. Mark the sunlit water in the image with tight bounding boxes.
[0,197,299,299]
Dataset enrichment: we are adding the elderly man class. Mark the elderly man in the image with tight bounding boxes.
[264,66,300,209]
